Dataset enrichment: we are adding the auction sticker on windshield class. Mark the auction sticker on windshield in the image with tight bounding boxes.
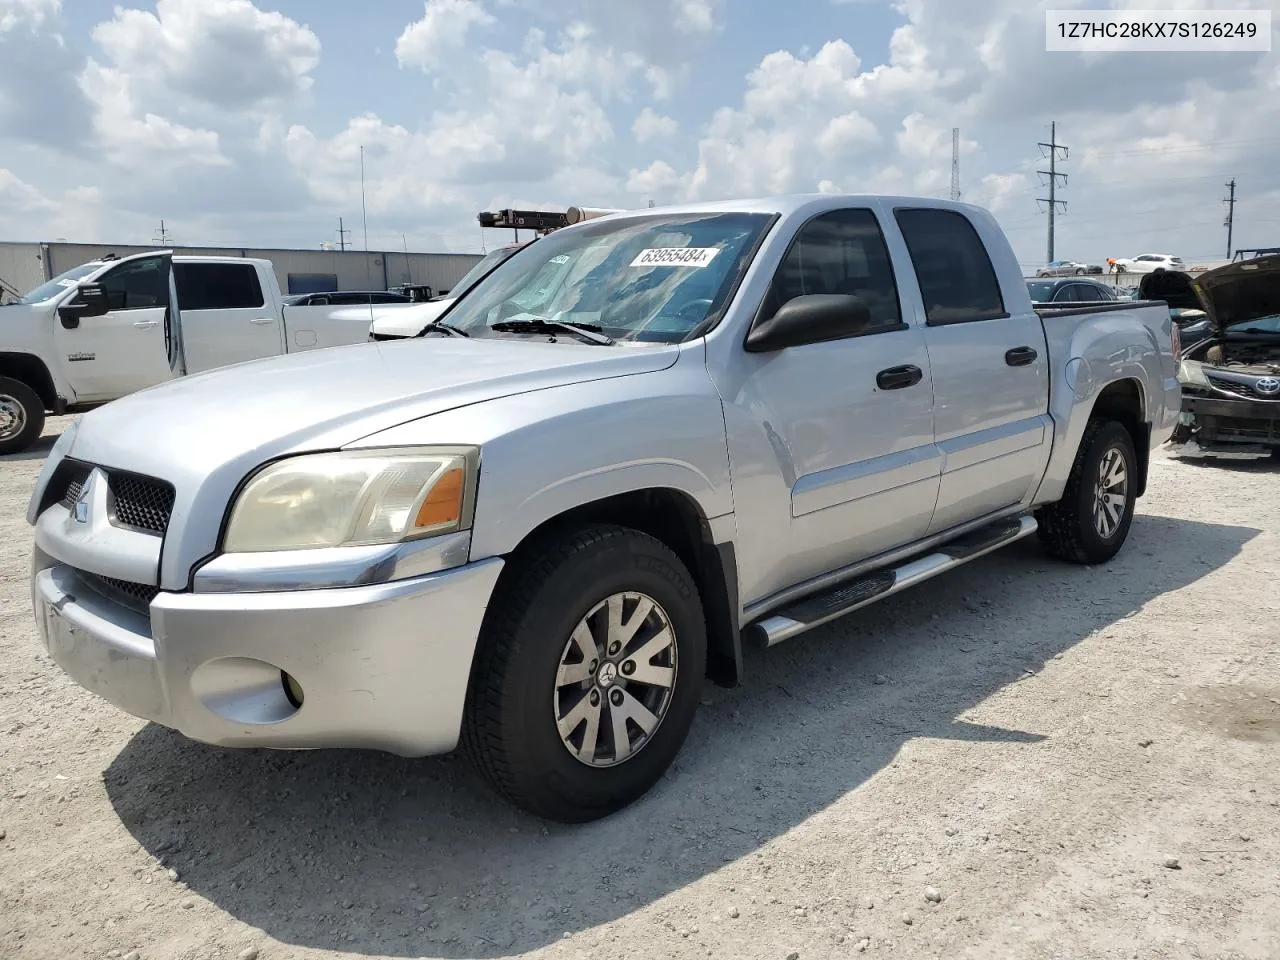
[630,247,722,268]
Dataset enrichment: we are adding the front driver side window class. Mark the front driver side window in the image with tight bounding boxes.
[99,258,168,311]
[758,207,904,333]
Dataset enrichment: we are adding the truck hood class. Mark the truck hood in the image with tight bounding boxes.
[369,299,454,338]
[67,337,679,478]
[1192,256,1280,333]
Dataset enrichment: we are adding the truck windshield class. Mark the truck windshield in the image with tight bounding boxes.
[446,247,521,301]
[439,211,774,344]
[18,263,103,304]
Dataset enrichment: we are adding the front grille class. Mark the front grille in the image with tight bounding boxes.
[1206,374,1280,402]
[46,460,175,535]
[1200,415,1280,444]
[55,462,91,510]
[79,572,160,617]
[107,472,176,534]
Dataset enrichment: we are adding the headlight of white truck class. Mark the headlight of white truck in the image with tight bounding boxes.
[223,446,478,553]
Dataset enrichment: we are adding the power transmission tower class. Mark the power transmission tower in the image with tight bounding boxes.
[950,127,961,201]
[1223,179,1237,259]
[1036,121,1069,263]
[337,217,351,251]
[152,219,171,246]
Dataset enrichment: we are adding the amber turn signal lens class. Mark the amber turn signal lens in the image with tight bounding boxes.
[413,466,464,531]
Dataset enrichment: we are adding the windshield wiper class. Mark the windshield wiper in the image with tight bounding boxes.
[1235,327,1280,336]
[420,320,469,338]
[490,317,615,345]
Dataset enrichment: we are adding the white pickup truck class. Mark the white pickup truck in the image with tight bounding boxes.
[0,251,400,454]
[27,194,1181,823]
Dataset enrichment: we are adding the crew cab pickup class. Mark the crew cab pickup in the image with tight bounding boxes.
[0,251,402,454]
[26,195,1180,823]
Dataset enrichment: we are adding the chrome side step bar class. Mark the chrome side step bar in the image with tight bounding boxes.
[748,515,1038,647]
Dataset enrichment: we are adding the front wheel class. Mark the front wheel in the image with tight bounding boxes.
[462,524,707,823]
[1036,419,1138,564]
[1075,268,1086,276]
[0,376,46,456]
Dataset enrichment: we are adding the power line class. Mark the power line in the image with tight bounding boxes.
[1224,178,1237,259]
[1036,120,1068,263]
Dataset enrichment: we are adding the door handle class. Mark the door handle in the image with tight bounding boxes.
[1005,346,1038,366]
[250,317,275,325]
[876,364,924,390]
[133,320,159,329]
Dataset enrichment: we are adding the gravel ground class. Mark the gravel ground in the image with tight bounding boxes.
[2,415,1279,960]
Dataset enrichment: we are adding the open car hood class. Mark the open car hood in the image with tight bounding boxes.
[1137,270,1200,310]
[1191,255,1280,333]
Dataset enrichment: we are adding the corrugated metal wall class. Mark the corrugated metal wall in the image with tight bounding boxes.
[0,241,482,300]
[0,242,48,298]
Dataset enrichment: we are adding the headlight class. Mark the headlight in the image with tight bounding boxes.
[223,446,478,553]
[1176,358,1210,388]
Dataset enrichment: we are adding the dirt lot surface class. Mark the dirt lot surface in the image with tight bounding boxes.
[2,415,1279,960]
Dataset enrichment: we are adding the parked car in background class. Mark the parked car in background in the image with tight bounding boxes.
[26,194,1179,822]
[1025,277,1118,304]
[0,252,387,454]
[1174,254,1280,458]
[282,290,413,306]
[1110,254,1185,276]
[1035,259,1103,277]
[369,242,531,341]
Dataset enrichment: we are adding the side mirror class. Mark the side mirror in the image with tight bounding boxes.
[57,282,110,329]
[745,294,875,352]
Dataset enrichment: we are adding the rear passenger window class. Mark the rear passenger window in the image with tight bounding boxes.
[174,263,265,311]
[894,208,1007,325]
[759,208,903,333]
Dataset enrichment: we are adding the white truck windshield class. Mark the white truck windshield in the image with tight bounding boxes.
[19,263,103,304]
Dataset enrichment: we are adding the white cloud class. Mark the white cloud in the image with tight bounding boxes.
[89,0,320,113]
[396,0,495,71]
[626,160,680,199]
[0,0,56,33]
[78,59,228,171]
[633,107,677,143]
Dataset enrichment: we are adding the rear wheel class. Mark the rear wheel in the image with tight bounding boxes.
[0,376,45,456]
[1037,419,1138,564]
[462,524,707,823]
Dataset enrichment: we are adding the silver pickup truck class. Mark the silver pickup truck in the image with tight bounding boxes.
[26,195,1180,823]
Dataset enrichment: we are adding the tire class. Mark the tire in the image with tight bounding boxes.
[1036,419,1138,565]
[1075,268,1086,276]
[0,376,46,456]
[462,524,707,823]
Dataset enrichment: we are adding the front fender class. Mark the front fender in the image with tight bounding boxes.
[353,343,734,560]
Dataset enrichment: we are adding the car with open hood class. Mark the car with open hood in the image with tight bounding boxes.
[1174,254,1280,456]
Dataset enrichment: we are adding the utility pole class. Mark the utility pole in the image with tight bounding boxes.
[950,127,961,201]
[1037,121,1069,264]
[1223,179,1237,259]
[359,145,369,251]
[153,220,171,246]
[337,217,350,251]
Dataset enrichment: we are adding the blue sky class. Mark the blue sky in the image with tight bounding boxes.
[1,0,1277,269]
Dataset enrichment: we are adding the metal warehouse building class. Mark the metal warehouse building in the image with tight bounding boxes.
[0,240,484,302]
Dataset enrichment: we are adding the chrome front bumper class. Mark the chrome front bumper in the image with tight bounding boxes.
[32,551,505,757]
